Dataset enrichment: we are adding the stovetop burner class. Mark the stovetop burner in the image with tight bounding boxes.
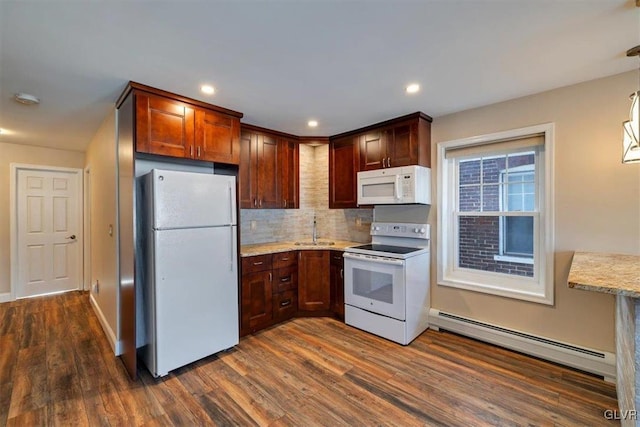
[350,244,423,255]
[344,222,430,260]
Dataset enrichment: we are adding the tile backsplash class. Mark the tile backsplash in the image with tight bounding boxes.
[240,144,372,245]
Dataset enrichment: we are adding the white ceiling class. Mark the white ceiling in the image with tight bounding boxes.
[1,1,638,152]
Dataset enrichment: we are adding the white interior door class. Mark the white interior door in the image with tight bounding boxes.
[14,166,82,299]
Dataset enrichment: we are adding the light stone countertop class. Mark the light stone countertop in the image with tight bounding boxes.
[568,251,640,298]
[240,240,364,257]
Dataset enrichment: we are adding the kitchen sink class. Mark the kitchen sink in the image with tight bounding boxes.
[294,241,335,246]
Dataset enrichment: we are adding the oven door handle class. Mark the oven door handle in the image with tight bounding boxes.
[343,252,404,266]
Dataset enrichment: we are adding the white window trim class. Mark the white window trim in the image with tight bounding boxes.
[437,123,555,305]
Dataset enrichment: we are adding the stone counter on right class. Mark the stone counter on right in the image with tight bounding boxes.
[568,251,640,427]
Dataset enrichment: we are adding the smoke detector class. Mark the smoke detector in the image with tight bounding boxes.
[14,93,40,105]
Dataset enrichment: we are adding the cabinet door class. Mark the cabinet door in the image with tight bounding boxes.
[329,251,344,318]
[298,251,330,311]
[136,93,195,158]
[239,130,257,208]
[387,122,418,167]
[359,131,386,171]
[241,270,273,334]
[329,135,359,208]
[279,138,299,209]
[196,109,240,164]
[257,134,280,208]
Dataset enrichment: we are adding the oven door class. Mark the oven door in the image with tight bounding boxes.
[344,252,406,320]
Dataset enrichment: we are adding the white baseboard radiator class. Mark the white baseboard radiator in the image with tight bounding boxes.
[428,309,616,382]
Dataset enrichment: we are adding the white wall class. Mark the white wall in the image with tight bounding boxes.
[0,142,85,299]
[430,71,640,353]
[84,111,119,352]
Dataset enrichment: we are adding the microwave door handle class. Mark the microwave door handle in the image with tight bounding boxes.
[394,174,402,200]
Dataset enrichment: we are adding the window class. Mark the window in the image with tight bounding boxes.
[437,124,554,304]
[499,165,535,261]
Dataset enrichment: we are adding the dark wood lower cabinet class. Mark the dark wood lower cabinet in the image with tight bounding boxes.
[240,270,272,335]
[329,251,345,320]
[298,250,330,312]
[241,249,343,336]
[273,290,298,321]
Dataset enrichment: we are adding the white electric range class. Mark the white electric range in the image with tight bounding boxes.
[343,222,431,345]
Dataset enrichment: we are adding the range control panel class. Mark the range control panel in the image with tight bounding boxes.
[370,222,430,239]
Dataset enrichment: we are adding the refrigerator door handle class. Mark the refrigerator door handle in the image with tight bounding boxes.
[228,184,234,224]
[230,225,234,272]
[229,184,235,272]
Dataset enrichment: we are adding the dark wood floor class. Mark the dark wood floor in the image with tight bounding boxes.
[0,291,619,426]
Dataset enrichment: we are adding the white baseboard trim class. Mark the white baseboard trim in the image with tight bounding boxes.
[0,292,11,303]
[90,293,122,356]
[429,308,616,382]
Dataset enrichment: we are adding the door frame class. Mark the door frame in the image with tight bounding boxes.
[83,166,91,292]
[10,163,84,301]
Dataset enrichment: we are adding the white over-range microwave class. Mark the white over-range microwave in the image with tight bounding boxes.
[357,165,431,205]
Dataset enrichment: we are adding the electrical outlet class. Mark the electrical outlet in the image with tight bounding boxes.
[250,220,257,230]
[93,280,100,294]
[355,217,362,226]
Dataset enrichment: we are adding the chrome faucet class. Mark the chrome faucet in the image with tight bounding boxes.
[312,214,318,244]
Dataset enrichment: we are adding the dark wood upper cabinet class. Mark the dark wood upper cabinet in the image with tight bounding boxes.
[197,109,240,164]
[239,130,256,208]
[298,250,330,312]
[136,93,195,159]
[279,138,299,209]
[359,131,385,171]
[387,123,416,167]
[329,135,359,209]
[257,133,279,208]
[240,124,299,209]
[327,112,432,207]
[356,112,432,171]
[125,82,242,165]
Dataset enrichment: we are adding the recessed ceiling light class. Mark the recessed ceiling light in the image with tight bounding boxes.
[14,93,40,105]
[405,84,420,94]
[200,85,215,95]
[308,120,318,128]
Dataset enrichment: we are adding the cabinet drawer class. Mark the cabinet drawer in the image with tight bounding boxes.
[241,254,273,274]
[273,266,298,293]
[330,250,344,265]
[273,251,297,269]
[273,290,297,321]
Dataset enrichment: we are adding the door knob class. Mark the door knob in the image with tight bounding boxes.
[66,234,76,240]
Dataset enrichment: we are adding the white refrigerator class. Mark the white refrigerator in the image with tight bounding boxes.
[139,169,239,377]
